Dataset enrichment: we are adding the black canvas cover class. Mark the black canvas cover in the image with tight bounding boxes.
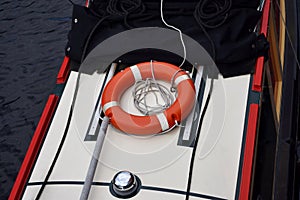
[66,0,268,77]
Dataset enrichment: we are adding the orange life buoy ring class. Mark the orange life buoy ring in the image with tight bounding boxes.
[101,61,196,134]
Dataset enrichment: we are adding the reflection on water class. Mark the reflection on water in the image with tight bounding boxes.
[0,0,75,198]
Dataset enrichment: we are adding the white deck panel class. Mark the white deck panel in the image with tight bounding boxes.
[23,70,251,200]
[27,72,79,182]
[191,74,250,199]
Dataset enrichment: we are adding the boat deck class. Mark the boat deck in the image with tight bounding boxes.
[23,70,251,199]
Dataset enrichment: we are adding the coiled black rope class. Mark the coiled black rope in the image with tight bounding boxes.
[81,0,146,62]
[106,0,145,28]
[193,0,232,60]
[194,0,232,29]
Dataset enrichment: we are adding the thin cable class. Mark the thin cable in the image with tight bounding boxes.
[150,60,175,110]
[156,120,185,135]
[34,70,83,199]
[132,61,190,133]
[133,80,174,115]
[81,16,109,63]
[194,0,231,29]
[106,0,145,15]
[170,69,185,92]
[133,61,174,115]
[185,79,214,200]
[193,0,232,61]
[81,0,146,62]
[35,108,74,200]
[160,0,186,67]
[106,0,145,28]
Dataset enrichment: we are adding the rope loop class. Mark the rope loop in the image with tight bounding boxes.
[132,60,175,115]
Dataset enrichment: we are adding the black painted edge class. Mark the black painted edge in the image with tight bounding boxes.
[27,181,226,200]
[84,65,111,141]
[177,78,206,147]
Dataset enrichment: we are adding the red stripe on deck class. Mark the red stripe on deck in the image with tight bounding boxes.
[239,104,259,200]
[9,95,59,200]
[56,56,70,84]
[252,0,270,92]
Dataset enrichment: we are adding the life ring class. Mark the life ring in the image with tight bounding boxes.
[101,61,196,134]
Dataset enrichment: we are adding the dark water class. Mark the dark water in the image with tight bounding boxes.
[0,0,79,198]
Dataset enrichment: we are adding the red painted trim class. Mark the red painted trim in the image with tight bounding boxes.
[56,56,70,84]
[252,57,265,92]
[239,104,259,200]
[260,0,271,36]
[85,0,89,7]
[9,95,59,200]
[252,0,271,92]
[241,4,271,196]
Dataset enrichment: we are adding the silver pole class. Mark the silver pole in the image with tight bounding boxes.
[80,116,109,200]
[80,63,117,200]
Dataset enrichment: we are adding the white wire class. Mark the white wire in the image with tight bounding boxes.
[155,120,184,135]
[133,60,175,115]
[160,0,187,67]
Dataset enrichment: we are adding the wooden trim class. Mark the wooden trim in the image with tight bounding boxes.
[268,3,283,121]
[279,0,286,69]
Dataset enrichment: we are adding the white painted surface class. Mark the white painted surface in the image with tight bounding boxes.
[23,70,251,200]
[130,65,142,81]
[27,72,79,183]
[191,75,250,200]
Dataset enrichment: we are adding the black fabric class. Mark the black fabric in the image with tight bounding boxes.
[66,0,268,77]
[66,5,99,62]
[115,49,194,71]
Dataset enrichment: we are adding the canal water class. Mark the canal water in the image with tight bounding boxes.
[0,0,80,198]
